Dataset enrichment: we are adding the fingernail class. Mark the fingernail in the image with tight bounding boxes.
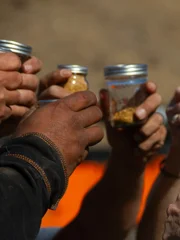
[60,69,71,77]
[136,108,146,119]
[23,64,32,73]
[147,82,156,90]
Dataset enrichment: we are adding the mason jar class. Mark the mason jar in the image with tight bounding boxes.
[0,40,32,62]
[58,65,88,93]
[104,64,148,128]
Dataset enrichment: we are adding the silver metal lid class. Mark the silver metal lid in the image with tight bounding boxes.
[58,64,88,75]
[0,40,32,57]
[104,64,148,77]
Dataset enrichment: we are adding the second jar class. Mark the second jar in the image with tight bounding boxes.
[104,64,148,128]
[58,65,88,93]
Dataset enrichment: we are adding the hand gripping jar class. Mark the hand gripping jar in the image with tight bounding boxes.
[0,39,32,62]
[104,64,148,128]
[38,65,88,107]
[58,65,88,93]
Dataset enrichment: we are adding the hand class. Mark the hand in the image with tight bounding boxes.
[38,69,72,100]
[165,87,180,175]
[100,82,167,167]
[15,91,104,176]
[0,53,41,117]
[0,53,42,136]
[166,87,180,144]
[163,194,180,239]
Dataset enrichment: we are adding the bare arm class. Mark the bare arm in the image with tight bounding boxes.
[137,88,180,240]
[54,82,166,240]
[54,149,145,240]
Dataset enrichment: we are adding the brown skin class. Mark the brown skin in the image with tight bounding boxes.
[38,69,72,99]
[38,70,167,239]
[161,88,180,240]
[52,83,166,240]
[0,53,42,136]
[15,91,104,177]
[137,88,180,240]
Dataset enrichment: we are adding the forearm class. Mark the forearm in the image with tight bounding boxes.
[54,149,145,240]
[137,147,180,240]
[0,134,67,239]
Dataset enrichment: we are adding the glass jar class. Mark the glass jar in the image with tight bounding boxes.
[0,40,32,62]
[104,64,148,128]
[58,65,88,93]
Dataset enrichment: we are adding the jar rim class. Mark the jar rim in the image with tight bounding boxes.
[0,40,32,56]
[104,64,148,77]
[58,64,88,75]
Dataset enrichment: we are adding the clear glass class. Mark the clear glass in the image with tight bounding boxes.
[63,73,88,93]
[105,75,147,128]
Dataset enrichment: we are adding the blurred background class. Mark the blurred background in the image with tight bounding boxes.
[1,0,180,105]
[0,1,176,235]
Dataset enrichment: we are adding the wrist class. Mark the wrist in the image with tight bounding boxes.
[110,147,146,172]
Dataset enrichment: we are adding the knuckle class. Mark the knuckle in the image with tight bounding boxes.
[155,93,162,104]
[28,91,36,103]
[160,125,167,136]
[47,85,58,96]
[92,106,103,120]
[0,90,5,102]
[5,53,21,69]
[139,143,149,152]
[77,91,97,105]
[15,72,22,85]
[31,75,39,88]
[155,113,164,124]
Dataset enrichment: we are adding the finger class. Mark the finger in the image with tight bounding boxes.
[167,103,180,123]
[40,69,72,92]
[139,113,164,137]
[0,71,39,91]
[18,74,39,91]
[0,90,12,120]
[144,81,157,94]
[85,125,104,146]
[38,85,70,100]
[10,105,29,117]
[77,106,103,127]
[5,89,36,106]
[0,105,12,121]
[0,52,21,71]
[169,87,180,107]
[139,125,166,152]
[128,82,157,107]
[99,89,110,120]
[22,56,42,74]
[167,204,180,217]
[63,91,97,111]
[135,93,162,120]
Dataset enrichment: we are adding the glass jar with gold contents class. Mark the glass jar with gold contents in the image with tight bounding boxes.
[0,40,32,62]
[58,65,88,93]
[104,64,148,128]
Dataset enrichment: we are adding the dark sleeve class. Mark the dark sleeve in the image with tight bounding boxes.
[0,133,68,240]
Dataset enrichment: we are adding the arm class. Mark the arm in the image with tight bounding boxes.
[137,88,180,240]
[54,148,145,240]
[0,134,67,240]
[137,147,180,240]
[54,82,166,240]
